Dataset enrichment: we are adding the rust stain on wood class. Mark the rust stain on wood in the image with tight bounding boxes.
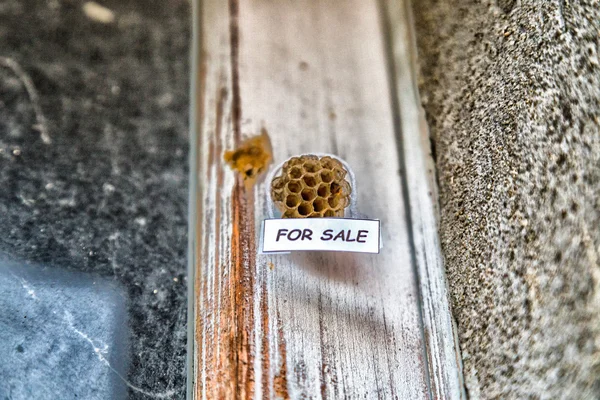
[197,83,228,398]
[213,86,228,396]
[260,281,271,400]
[273,310,290,400]
[197,0,276,396]
[228,176,257,398]
[202,179,261,398]
[219,130,271,397]
[205,1,274,391]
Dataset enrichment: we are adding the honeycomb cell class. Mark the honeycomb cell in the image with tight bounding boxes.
[330,181,341,195]
[320,156,337,170]
[272,176,285,190]
[317,183,330,197]
[320,170,333,183]
[289,166,303,179]
[286,194,300,208]
[283,210,297,218]
[270,155,352,218]
[301,188,316,201]
[287,181,302,193]
[303,160,320,173]
[324,210,336,217]
[328,195,340,210]
[302,175,317,187]
[313,198,327,212]
[285,157,302,167]
[297,202,313,216]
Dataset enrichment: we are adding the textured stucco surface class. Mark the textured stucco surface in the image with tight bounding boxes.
[414,1,600,399]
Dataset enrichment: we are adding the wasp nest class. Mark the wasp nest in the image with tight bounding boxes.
[271,155,352,218]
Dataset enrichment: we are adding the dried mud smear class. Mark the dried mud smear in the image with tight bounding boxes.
[224,129,272,189]
[415,1,600,399]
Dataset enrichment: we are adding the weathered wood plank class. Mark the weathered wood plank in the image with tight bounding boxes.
[189,0,462,398]
[382,1,465,398]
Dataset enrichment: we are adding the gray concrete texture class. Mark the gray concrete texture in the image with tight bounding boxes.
[414,0,600,398]
[0,1,190,398]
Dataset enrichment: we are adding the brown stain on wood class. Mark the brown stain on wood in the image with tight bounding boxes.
[273,309,290,399]
[204,102,266,395]
[197,75,228,397]
[197,0,277,395]
[260,281,271,400]
[203,173,261,398]
[228,176,257,398]
[219,131,271,398]
[199,0,276,395]
[211,85,229,397]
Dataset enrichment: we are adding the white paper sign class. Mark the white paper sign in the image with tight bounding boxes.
[261,218,381,254]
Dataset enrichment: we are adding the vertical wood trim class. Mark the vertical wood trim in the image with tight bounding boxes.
[381,0,466,398]
[187,0,200,397]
